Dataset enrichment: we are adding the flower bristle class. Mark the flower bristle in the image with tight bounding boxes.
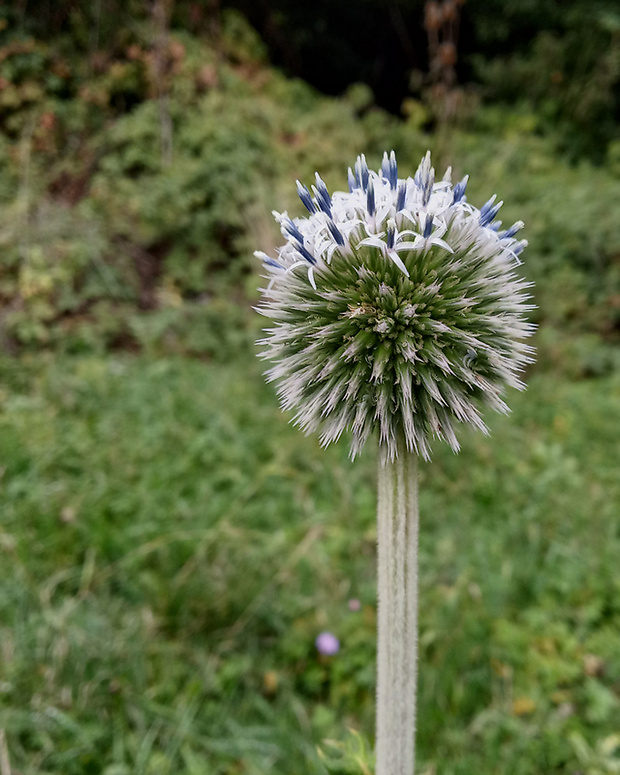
[255,152,535,460]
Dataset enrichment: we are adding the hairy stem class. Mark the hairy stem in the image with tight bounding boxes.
[375,440,419,775]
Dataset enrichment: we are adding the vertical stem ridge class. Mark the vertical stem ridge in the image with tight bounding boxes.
[376,442,419,775]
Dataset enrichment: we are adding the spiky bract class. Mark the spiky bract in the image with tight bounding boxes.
[256,152,535,460]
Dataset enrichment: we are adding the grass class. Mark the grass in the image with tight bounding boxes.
[1,344,620,774]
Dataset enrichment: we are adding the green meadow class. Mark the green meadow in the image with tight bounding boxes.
[1,349,620,774]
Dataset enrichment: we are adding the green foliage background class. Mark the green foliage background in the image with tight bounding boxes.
[2,355,620,774]
[0,1,618,361]
[0,3,620,774]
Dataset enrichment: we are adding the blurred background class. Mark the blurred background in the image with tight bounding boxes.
[0,1,619,773]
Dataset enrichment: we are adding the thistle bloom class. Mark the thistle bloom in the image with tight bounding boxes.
[256,152,534,461]
[256,152,534,775]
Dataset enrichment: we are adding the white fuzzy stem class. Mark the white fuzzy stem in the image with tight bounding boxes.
[375,440,419,775]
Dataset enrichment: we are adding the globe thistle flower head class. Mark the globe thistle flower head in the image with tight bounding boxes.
[256,152,535,461]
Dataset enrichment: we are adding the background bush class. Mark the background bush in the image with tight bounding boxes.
[0,5,619,368]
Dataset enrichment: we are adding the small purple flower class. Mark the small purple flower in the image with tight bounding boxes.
[315,631,340,656]
[348,598,362,612]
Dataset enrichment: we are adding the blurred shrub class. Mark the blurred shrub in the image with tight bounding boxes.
[0,6,619,377]
[0,9,385,355]
[472,7,620,161]
[90,89,273,292]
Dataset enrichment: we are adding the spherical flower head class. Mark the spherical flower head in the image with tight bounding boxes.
[256,152,535,461]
